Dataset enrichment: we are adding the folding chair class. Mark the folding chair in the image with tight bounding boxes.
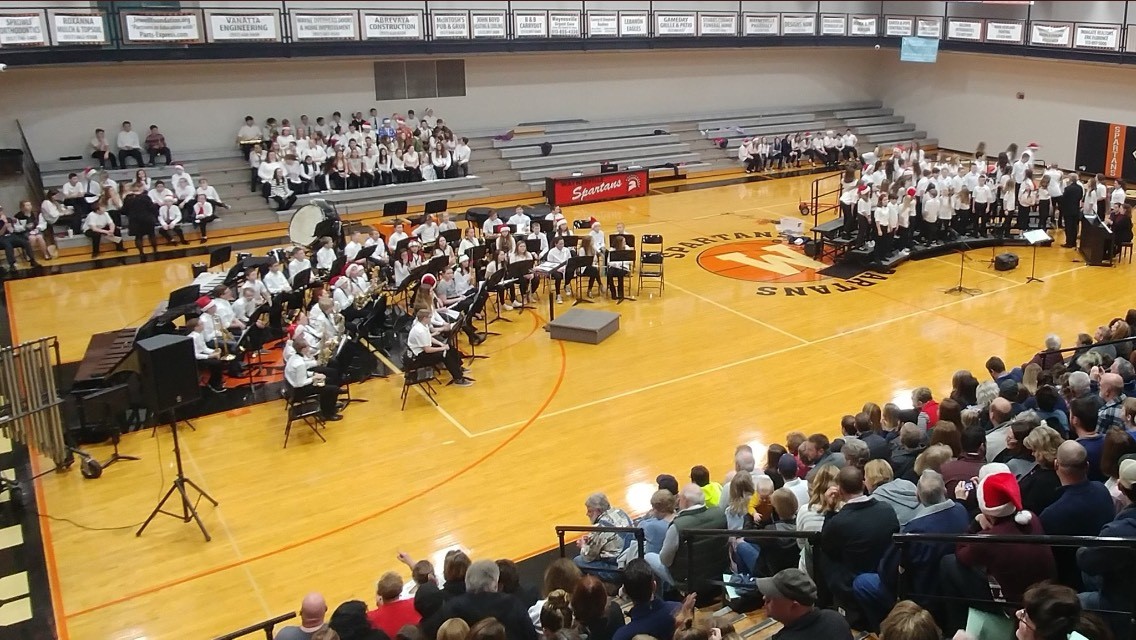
[401,352,439,410]
[638,234,664,296]
[282,385,326,448]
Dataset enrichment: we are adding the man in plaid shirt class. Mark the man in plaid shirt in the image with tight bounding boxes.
[1097,373,1127,433]
[575,492,633,582]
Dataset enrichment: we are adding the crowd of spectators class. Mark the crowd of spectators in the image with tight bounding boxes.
[238,108,472,210]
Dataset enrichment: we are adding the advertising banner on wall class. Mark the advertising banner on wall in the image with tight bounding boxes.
[363,13,422,40]
[51,12,106,44]
[546,170,649,206]
[0,13,46,46]
[549,12,581,37]
[292,12,357,41]
[124,13,201,43]
[432,12,470,39]
[208,13,278,42]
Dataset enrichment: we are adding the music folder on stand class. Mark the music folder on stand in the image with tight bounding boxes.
[1022,229,1051,284]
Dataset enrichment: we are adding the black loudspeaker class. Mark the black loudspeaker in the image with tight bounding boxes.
[802,239,819,258]
[994,252,1020,271]
[135,334,201,415]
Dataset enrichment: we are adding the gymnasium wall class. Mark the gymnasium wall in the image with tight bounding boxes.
[0,47,881,162]
[876,51,1136,168]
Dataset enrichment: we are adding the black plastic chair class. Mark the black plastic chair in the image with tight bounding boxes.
[401,352,439,410]
[282,385,326,448]
[638,234,664,296]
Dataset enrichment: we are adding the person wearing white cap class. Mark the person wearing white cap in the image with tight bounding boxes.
[941,463,1057,635]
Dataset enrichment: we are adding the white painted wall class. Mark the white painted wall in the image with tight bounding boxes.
[876,50,1136,167]
[0,47,879,162]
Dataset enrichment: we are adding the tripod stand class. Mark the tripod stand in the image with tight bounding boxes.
[100,428,140,471]
[944,240,981,296]
[1022,229,1051,284]
[137,415,218,541]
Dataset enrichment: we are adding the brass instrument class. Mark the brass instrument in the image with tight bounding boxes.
[213,312,236,361]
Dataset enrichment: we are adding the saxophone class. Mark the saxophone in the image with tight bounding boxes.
[214,312,236,361]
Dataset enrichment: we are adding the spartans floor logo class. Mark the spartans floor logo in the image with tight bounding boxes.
[665,232,888,297]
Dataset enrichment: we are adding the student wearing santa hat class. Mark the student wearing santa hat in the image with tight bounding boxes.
[939,463,1057,634]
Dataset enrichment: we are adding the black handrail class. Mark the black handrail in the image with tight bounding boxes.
[555,525,646,560]
[211,611,297,640]
[678,528,822,593]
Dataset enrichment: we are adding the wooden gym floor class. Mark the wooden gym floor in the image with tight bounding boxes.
[8,173,1130,640]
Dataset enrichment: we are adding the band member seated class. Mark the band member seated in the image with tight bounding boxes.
[387,221,409,252]
[547,236,573,304]
[232,284,270,353]
[157,196,188,245]
[606,235,632,301]
[330,276,366,322]
[433,236,456,265]
[509,239,537,305]
[82,203,124,258]
[284,334,343,421]
[344,231,365,261]
[191,193,218,243]
[189,318,227,393]
[407,308,472,387]
[315,236,337,273]
[575,236,602,299]
[484,248,516,309]
[507,206,531,235]
[288,247,311,284]
[414,273,484,346]
[198,296,243,360]
[309,295,342,346]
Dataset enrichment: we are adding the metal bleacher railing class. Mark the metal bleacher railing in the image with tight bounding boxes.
[2,2,1136,63]
[552,524,1136,638]
[211,611,296,640]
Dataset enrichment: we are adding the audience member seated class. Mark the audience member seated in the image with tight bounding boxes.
[778,453,809,508]
[527,558,581,630]
[889,423,925,482]
[803,434,844,481]
[911,388,939,429]
[620,489,674,564]
[795,465,840,579]
[1101,429,1136,510]
[1097,372,1127,433]
[645,483,727,602]
[690,465,722,508]
[1079,457,1136,638]
[1071,396,1107,481]
[878,601,941,640]
[817,466,899,626]
[1019,425,1063,515]
[116,120,144,168]
[422,560,536,640]
[855,413,891,461]
[1032,385,1070,436]
[1040,441,1115,590]
[854,470,968,631]
[570,575,625,640]
[90,127,118,169]
[367,572,421,637]
[864,460,918,526]
[441,550,471,600]
[145,124,172,166]
[940,463,1056,634]
[276,592,332,640]
[983,398,1016,462]
[748,488,801,579]
[330,600,386,640]
[611,559,680,640]
[755,568,853,640]
[573,493,632,582]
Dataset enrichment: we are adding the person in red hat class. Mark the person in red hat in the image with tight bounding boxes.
[938,463,1056,634]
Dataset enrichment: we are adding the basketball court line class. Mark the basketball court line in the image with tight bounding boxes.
[468,262,1088,438]
[665,281,810,344]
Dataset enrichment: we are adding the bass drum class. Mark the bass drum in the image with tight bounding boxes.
[288,203,325,247]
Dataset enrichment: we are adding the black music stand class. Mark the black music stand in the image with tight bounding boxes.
[607,249,636,303]
[329,255,347,279]
[383,201,408,217]
[944,237,982,297]
[609,233,636,248]
[137,410,218,542]
[565,255,595,306]
[208,246,232,270]
[168,284,200,315]
[1022,229,1051,284]
[355,245,377,263]
[424,199,448,215]
[440,228,462,245]
[468,244,488,264]
[483,267,512,328]
[507,259,535,312]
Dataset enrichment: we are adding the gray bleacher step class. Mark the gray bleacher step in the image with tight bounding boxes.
[843,115,905,128]
[290,175,483,209]
[854,122,916,136]
[509,143,692,171]
[276,186,489,219]
[832,107,894,119]
[866,130,927,145]
[499,133,681,159]
[517,152,702,182]
[697,112,818,131]
[470,158,512,172]
[42,163,202,187]
[711,121,830,144]
[493,125,668,149]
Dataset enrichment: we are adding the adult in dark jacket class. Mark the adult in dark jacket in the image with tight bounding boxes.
[1019,425,1064,515]
[939,463,1056,635]
[1062,174,1085,248]
[422,560,538,640]
[889,423,925,483]
[818,466,899,628]
[121,184,159,258]
[852,469,970,631]
[1079,458,1136,639]
[1040,441,1116,590]
[329,600,390,640]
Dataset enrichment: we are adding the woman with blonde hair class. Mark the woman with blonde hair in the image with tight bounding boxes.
[914,443,954,476]
[724,471,759,578]
[1022,362,1043,395]
[865,459,919,525]
[1020,425,1063,514]
[796,464,841,577]
[437,618,470,640]
[528,558,582,628]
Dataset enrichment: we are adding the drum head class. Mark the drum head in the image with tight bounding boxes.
[289,204,324,246]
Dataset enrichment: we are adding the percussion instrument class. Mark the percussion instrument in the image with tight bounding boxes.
[288,199,342,248]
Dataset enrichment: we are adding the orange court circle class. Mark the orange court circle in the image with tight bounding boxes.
[696,239,834,283]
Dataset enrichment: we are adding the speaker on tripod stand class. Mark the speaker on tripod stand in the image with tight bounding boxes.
[133,334,218,542]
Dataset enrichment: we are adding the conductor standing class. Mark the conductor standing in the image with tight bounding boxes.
[1061,173,1085,248]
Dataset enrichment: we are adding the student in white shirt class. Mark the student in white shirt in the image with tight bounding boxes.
[458,226,483,258]
[430,143,452,181]
[82,204,123,257]
[190,194,218,243]
[872,194,894,262]
[838,167,859,236]
[285,335,343,419]
[546,236,574,303]
[855,188,873,245]
[973,176,994,235]
[407,308,471,386]
[606,235,633,301]
[315,236,337,272]
[388,222,409,252]
[1016,172,1039,231]
[453,137,472,177]
[1000,180,1017,237]
[507,206,531,235]
[147,179,173,206]
[402,147,421,182]
[413,215,441,244]
[344,231,364,262]
[842,130,858,161]
[438,212,458,233]
[1036,175,1053,231]
[921,187,940,244]
[41,189,79,239]
[190,319,226,392]
[156,196,187,245]
[268,168,297,212]
[896,193,915,252]
[61,173,89,217]
[257,150,282,201]
[116,121,144,168]
[237,116,264,158]
[739,139,756,173]
[587,221,606,254]
[288,247,312,285]
[90,128,118,169]
[482,211,503,239]
[196,178,229,210]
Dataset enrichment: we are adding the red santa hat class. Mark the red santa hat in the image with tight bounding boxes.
[976,463,1032,525]
[1027,142,1040,150]
[421,273,437,287]
[330,275,347,288]
[196,295,214,309]
[857,184,869,193]
[907,187,917,197]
